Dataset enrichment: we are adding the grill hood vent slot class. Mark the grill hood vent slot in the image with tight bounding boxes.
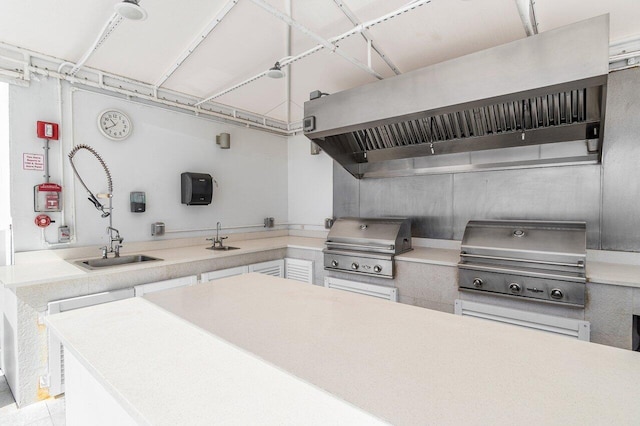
[303,15,609,179]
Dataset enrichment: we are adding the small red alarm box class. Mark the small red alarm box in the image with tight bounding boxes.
[36,121,59,140]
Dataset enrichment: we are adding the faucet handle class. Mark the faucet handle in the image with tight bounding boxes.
[100,246,108,259]
[221,236,228,240]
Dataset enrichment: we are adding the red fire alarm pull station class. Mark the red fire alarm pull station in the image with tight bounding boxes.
[34,183,63,212]
[33,121,63,215]
[37,121,59,140]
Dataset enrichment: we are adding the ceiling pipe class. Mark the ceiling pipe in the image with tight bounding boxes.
[154,0,239,88]
[328,0,431,44]
[332,0,402,75]
[515,0,539,36]
[67,1,148,76]
[285,0,292,123]
[68,13,124,76]
[196,0,431,106]
[248,0,383,80]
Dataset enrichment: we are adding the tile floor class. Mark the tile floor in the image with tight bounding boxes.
[0,371,65,426]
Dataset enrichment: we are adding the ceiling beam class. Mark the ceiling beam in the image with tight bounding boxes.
[195,0,431,106]
[285,0,292,123]
[515,0,539,36]
[332,0,401,75]
[248,0,383,80]
[154,0,239,88]
[0,42,293,134]
[609,35,640,71]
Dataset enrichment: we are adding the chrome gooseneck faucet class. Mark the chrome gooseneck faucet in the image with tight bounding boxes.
[68,144,124,258]
[207,222,228,248]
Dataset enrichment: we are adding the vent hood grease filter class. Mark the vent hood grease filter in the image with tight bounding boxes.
[303,15,609,179]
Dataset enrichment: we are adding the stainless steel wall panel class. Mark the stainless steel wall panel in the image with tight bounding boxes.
[452,165,601,247]
[602,68,640,251]
[469,145,540,164]
[331,67,639,253]
[358,175,454,239]
[540,141,590,159]
[333,162,359,218]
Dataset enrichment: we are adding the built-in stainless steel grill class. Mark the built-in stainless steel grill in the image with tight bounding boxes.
[324,217,412,279]
[458,220,587,306]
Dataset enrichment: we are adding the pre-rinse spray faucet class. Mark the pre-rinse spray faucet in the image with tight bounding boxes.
[68,144,124,258]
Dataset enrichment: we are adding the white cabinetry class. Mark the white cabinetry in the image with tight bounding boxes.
[47,288,135,396]
[285,258,313,284]
[324,277,398,302]
[134,275,198,297]
[248,260,285,277]
[201,266,249,283]
[202,259,312,284]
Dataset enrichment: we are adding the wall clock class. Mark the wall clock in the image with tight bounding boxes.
[98,109,133,140]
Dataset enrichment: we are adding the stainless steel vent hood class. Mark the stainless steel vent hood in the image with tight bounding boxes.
[303,15,609,179]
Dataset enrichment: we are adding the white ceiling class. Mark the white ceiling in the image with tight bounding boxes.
[1,0,639,124]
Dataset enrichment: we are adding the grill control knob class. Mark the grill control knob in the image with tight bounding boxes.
[472,278,483,288]
[509,283,522,294]
[331,260,339,267]
[550,289,564,300]
[351,262,359,270]
[373,265,382,273]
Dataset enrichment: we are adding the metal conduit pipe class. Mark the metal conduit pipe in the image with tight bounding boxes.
[196,0,431,105]
[164,223,324,234]
[69,13,124,76]
[515,0,539,36]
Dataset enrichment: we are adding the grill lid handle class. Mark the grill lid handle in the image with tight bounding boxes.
[325,241,395,251]
[460,253,585,268]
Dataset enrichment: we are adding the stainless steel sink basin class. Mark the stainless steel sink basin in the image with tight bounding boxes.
[206,246,240,251]
[75,254,162,270]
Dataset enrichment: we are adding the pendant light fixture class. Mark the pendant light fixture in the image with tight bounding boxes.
[266,62,285,79]
[115,0,148,21]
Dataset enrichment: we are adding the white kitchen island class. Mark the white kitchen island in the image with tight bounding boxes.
[46,273,640,425]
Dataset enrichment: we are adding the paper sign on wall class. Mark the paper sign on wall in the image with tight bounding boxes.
[23,153,45,171]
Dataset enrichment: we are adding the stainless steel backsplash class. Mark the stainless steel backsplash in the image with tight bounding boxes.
[334,67,640,251]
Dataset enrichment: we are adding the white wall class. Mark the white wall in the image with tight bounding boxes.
[0,82,12,265]
[287,134,333,228]
[9,78,289,251]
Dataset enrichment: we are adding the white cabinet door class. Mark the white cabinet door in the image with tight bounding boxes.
[285,258,313,284]
[248,260,284,277]
[324,277,398,302]
[134,275,198,297]
[201,266,249,283]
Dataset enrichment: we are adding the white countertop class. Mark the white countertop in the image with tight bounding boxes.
[396,246,460,266]
[48,273,640,425]
[46,293,384,426]
[0,236,324,289]
[2,234,640,289]
[586,261,640,288]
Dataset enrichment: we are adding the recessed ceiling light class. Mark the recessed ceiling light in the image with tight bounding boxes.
[115,0,148,21]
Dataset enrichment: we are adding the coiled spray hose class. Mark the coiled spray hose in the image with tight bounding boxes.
[68,144,113,218]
